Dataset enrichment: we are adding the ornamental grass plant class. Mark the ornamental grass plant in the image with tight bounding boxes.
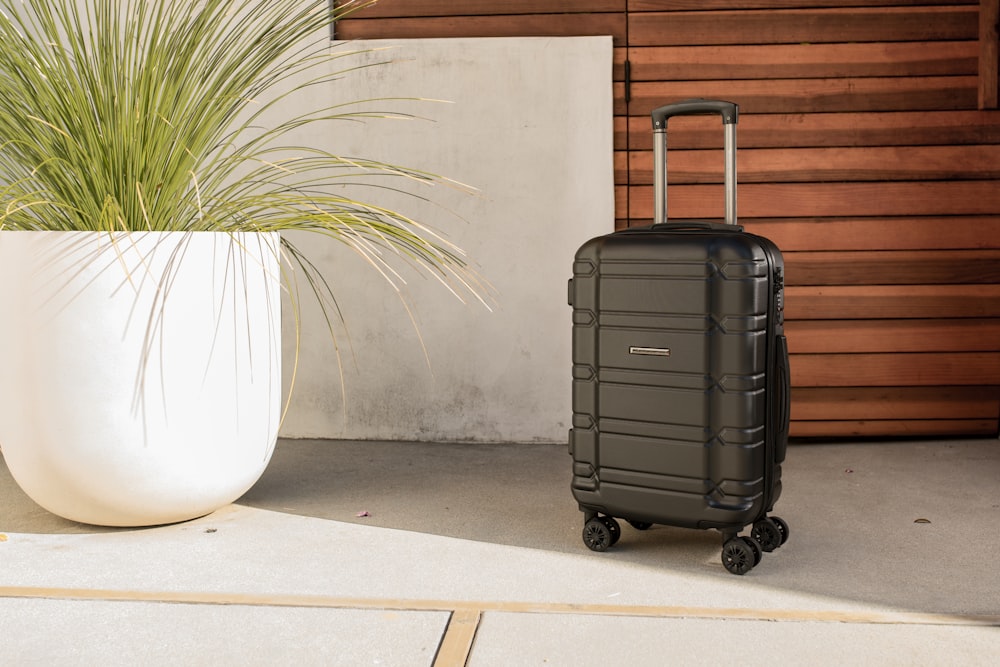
[0,0,487,402]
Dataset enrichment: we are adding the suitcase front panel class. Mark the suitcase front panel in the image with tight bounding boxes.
[569,228,784,530]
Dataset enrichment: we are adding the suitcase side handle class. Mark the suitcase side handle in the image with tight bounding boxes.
[774,334,791,464]
[651,98,738,227]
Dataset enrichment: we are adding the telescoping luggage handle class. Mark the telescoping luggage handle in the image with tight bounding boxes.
[651,99,739,227]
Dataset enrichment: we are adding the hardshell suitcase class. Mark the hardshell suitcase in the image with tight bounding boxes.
[568,99,790,574]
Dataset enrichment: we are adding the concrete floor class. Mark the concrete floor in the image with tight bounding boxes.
[2,438,999,665]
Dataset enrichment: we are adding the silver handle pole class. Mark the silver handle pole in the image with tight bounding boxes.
[724,122,737,226]
[653,127,667,225]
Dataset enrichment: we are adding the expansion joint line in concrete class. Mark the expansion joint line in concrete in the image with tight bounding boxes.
[433,608,482,667]
[2,587,999,628]
[3,585,999,667]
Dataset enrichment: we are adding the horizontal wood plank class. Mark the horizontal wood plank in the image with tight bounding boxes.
[790,419,997,438]
[785,319,1000,354]
[789,352,1000,387]
[791,386,1000,421]
[624,145,1000,184]
[784,285,1000,320]
[623,77,978,115]
[628,7,977,47]
[626,42,977,81]
[336,14,627,43]
[618,217,1000,248]
[742,217,1000,252]
[342,0,626,17]
[625,111,1000,149]
[629,1,972,9]
[784,250,1000,286]
[621,181,1000,220]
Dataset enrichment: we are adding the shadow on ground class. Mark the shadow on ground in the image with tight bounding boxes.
[238,438,1000,617]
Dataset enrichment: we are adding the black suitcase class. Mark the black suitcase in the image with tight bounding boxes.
[568,99,790,574]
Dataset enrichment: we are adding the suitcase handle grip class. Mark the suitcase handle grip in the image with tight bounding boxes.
[651,99,739,227]
[651,99,738,128]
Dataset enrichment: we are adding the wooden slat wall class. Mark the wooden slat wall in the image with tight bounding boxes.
[624,0,999,438]
[337,0,1000,439]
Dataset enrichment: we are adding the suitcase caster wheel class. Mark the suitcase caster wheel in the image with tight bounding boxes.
[627,520,653,531]
[722,538,756,575]
[601,516,622,546]
[583,518,614,552]
[742,536,763,566]
[751,518,783,553]
[771,516,789,546]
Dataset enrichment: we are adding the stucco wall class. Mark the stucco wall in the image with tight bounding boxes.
[278,37,614,443]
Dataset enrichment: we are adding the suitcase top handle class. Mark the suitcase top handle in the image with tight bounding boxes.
[651,99,739,226]
[651,99,738,129]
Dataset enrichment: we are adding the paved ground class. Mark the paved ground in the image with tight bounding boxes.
[2,438,999,665]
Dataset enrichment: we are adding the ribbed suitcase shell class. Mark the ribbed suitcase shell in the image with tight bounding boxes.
[569,225,789,535]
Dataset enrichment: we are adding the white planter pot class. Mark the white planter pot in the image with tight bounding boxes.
[0,231,282,526]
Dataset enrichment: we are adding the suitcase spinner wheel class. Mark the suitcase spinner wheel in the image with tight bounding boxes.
[722,537,762,576]
[751,517,790,552]
[582,515,621,552]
